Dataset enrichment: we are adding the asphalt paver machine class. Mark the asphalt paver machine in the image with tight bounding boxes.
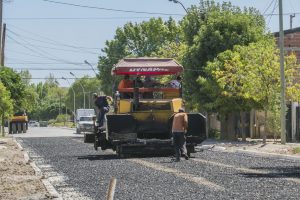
[94,57,206,157]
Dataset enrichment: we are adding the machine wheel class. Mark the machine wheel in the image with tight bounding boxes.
[17,123,22,133]
[116,146,128,158]
[8,122,12,134]
[22,123,27,133]
[84,133,95,143]
[12,123,17,134]
[84,133,87,143]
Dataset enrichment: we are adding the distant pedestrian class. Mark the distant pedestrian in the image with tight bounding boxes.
[172,107,189,162]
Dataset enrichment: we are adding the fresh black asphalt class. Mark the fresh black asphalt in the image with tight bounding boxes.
[17,136,300,200]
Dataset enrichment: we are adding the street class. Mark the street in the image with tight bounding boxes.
[15,127,300,200]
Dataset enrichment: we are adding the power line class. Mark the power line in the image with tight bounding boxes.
[6,62,97,65]
[263,0,276,15]
[267,0,278,27]
[42,0,183,16]
[7,35,93,67]
[8,24,101,50]
[22,77,97,80]
[14,68,93,70]
[4,16,162,20]
[7,29,100,55]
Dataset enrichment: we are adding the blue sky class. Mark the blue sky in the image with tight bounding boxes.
[3,0,300,87]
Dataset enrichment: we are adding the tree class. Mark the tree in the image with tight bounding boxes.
[180,0,265,110]
[0,82,13,136]
[19,69,32,86]
[98,17,182,95]
[0,67,27,112]
[65,76,100,113]
[207,39,299,141]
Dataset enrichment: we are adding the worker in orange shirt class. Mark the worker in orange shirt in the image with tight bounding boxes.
[172,107,189,162]
[118,75,133,98]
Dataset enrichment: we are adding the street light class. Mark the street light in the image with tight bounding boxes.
[84,60,97,76]
[62,77,76,124]
[168,0,187,13]
[61,77,76,124]
[84,60,102,95]
[70,72,86,109]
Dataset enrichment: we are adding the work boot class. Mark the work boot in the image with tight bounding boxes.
[184,154,189,160]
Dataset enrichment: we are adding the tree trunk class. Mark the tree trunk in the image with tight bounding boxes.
[240,111,246,142]
[220,112,237,140]
[1,112,5,137]
[263,110,267,144]
[250,109,254,139]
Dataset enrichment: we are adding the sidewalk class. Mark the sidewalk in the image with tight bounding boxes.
[0,136,50,199]
[200,138,300,160]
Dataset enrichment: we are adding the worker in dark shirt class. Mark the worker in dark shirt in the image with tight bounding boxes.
[93,93,113,127]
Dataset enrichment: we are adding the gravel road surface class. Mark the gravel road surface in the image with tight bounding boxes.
[15,127,300,200]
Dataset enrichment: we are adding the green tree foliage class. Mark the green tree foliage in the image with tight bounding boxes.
[0,67,27,112]
[0,82,13,136]
[207,39,299,138]
[98,17,182,95]
[29,75,67,121]
[65,76,101,113]
[180,0,265,109]
[19,69,32,86]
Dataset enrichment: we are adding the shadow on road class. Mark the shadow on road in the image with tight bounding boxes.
[240,166,300,179]
[76,153,175,161]
[77,154,119,160]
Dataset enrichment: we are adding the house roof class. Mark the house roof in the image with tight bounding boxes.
[274,27,300,37]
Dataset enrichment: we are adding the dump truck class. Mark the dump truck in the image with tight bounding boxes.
[8,111,28,134]
[94,57,206,157]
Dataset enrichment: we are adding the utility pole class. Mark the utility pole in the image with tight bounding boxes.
[0,23,5,67]
[290,14,295,29]
[279,0,286,144]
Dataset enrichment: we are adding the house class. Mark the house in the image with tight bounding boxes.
[273,27,300,142]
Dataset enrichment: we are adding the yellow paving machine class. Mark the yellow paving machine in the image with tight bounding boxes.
[8,111,28,134]
[94,58,206,157]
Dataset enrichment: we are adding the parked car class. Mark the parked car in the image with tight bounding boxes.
[39,121,48,127]
[28,121,40,127]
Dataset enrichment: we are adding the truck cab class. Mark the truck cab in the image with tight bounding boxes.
[76,109,95,134]
[76,116,94,134]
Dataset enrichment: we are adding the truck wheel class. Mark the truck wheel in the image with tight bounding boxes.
[22,123,27,133]
[17,123,23,133]
[9,122,12,134]
[12,123,17,134]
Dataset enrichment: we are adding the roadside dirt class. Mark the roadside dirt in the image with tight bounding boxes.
[203,139,300,156]
[0,137,50,200]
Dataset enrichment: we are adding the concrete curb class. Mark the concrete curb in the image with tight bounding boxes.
[235,149,300,161]
[13,138,63,199]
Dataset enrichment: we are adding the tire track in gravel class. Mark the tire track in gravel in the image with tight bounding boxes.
[191,158,300,185]
[130,158,225,191]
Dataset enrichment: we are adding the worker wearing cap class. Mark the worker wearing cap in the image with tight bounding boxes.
[93,93,113,127]
[172,107,189,162]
